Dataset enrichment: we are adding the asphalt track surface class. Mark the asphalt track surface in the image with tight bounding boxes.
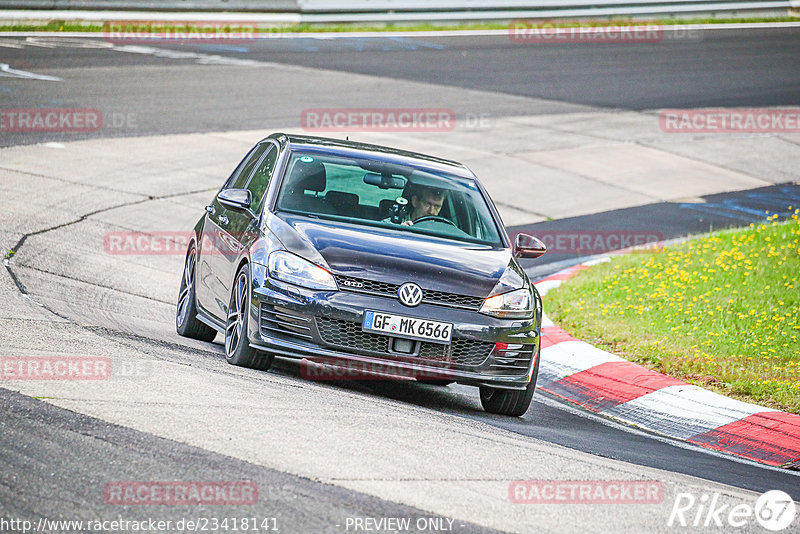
[0,387,499,533]
[242,28,800,110]
[1,27,799,147]
[1,27,799,532]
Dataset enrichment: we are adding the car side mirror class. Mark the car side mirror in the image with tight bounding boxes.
[218,189,254,217]
[513,233,547,259]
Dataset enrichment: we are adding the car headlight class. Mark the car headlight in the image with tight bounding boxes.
[479,287,533,319]
[268,251,337,291]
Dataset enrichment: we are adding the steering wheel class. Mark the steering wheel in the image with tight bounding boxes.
[412,215,457,227]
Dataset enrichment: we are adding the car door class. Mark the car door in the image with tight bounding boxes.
[216,142,280,300]
[196,142,269,322]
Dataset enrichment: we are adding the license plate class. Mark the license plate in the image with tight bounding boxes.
[362,311,452,345]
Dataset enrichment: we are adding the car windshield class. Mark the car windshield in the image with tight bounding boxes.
[275,150,503,246]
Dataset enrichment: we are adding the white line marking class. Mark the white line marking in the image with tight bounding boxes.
[0,63,62,81]
[0,22,799,40]
[533,279,562,296]
[540,341,626,383]
[534,391,800,476]
[602,384,777,439]
[25,36,114,49]
[0,10,300,24]
[111,44,267,67]
[0,38,24,48]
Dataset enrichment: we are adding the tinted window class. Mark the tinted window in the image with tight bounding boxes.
[246,144,277,213]
[228,143,268,190]
[275,151,503,246]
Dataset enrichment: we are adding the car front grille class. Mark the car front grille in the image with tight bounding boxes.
[334,275,484,311]
[258,304,531,374]
[315,316,494,367]
[260,304,313,342]
[315,316,390,354]
[487,344,536,375]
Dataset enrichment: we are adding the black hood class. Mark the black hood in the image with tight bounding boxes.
[278,214,511,297]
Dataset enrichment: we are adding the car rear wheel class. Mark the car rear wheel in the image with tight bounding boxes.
[479,346,540,416]
[225,264,273,371]
[176,244,217,342]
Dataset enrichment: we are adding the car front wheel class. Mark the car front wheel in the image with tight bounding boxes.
[479,346,540,416]
[225,264,273,371]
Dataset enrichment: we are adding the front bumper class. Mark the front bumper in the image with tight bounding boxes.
[248,265,541,389]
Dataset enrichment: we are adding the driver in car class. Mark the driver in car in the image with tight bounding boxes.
[398,186,446,226]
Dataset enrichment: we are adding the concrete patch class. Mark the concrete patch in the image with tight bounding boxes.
[519,143,770,202]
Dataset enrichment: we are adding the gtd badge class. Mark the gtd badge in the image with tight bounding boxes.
[398,283,423,307]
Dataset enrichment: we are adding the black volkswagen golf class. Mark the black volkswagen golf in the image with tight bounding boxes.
[177,133,547,415]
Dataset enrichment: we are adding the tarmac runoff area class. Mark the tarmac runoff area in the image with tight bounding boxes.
[1,113,799,531]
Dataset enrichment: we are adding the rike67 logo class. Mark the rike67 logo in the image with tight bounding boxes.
[669,490,796,531]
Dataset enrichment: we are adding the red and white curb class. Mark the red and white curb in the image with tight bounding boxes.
[534,261,800,468]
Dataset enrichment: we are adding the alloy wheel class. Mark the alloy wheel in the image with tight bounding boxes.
[225,271,248,358]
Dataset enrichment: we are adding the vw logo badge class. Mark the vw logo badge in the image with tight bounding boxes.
[398,283,423,307]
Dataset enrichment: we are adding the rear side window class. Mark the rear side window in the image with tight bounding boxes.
[246,145,278,213]
[228,143,269,190]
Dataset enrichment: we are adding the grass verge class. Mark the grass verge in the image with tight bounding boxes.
[545,212,800,414]
[0,17,799,33]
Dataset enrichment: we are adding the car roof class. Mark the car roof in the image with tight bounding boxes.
[266,132,476,180]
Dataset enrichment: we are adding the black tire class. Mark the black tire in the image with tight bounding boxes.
[225,264,273,371]
[479,346,540,416]
[176,244,217,342]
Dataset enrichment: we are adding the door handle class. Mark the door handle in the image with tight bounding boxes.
[219,215,229,225]
[206,205,215,215]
